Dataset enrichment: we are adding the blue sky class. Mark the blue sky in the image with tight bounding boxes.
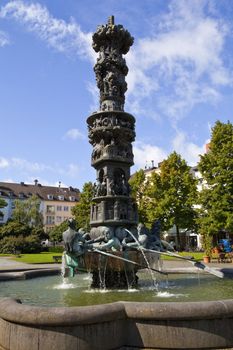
[0,0,232,190]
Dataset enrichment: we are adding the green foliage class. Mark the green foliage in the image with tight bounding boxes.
[0,219,45,254]
[49,220,69,242]
[144,152,198,248]
[24,234,41,253]
[201,233,213,258]
[48,246,64,253]
[0,234,41,254]
[12,194,43,227]
[129,169,148,223]
[0,221,30,238]
[31,226,48,240]
[71,182,94,230]
[0,235,25,254]
[198,121,233,238]
[0,198,7,218]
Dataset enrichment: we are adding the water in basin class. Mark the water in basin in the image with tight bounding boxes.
[0,272,233,307]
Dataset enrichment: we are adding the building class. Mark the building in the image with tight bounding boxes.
[0,180,80,232]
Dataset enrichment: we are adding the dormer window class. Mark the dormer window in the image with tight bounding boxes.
[47,194,53,200]
[69,196,75,202]
[18,193,24,199]
[58,195,64,201]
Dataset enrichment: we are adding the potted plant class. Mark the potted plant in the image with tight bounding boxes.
[202,234,212,263]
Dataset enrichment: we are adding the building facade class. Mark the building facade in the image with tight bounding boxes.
[0,180,80,232]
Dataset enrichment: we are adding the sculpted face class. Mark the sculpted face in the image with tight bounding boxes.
[104,227,114,240]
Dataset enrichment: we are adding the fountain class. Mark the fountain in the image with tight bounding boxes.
[61,15,165,289]
[1,16,233,350]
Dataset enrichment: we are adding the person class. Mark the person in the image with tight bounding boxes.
[72,228,92,255]
[62,219,77,253]
[93,226,121,251]
[122,223,148,249]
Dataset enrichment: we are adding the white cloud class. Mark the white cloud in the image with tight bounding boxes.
[171,129,206,166]
[133,141,167,169]
[0,155,82,185]
[0,0,95,61]
[126,0,232,120]
[0,157,10,168]
[0,30,10,47]
[86,81,99,112]
[0,156,55,173]
[11,157,52,172]
[64,128,85,140]
[132,128,208,170]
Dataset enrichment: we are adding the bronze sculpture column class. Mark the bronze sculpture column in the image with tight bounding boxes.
[87,16,138,230]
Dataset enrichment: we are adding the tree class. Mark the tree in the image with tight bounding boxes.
[0,195,45,253]
[129,169,148,224]
[12,194,43,227]
[145,152,198,249]
[71,182,94,231]
[0,221,30,238]
[49,220,69,242]
[0,198,7,218]
[198,121,233,244]
[0,221,42,254]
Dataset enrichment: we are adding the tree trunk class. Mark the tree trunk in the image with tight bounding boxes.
[176,225,181,251]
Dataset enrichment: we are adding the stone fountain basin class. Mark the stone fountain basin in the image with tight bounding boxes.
[78,250,159,271]
[0,297,233,350]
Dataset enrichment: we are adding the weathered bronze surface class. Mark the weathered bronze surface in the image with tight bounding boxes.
[87,16,138,228]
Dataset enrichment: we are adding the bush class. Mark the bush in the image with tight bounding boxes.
[0,234,42,254]
[0,221,31,238]
[48,246,64,253]
[24,235,42,253]
[0,235,26,254]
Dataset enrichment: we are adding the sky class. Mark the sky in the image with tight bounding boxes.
[0,0,232,190]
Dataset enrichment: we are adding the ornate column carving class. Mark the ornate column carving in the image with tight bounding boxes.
[87,16,138,227]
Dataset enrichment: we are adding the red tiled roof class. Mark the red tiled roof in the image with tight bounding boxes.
[0,182,80,202]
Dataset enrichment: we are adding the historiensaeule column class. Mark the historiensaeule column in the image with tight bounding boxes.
[87,16,138,229]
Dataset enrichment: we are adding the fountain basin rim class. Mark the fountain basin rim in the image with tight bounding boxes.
[0,268,60,281]
[1,297,233,327]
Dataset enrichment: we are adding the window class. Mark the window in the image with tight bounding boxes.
[56,216,62,223]
[57,205,62,211]
[64,206,69,211]
[18,193,24,199]
[58,195,64,201]
[46,205,55,214]
[69,196,75,202]
[46,216,55,225]
[47,194,53,200]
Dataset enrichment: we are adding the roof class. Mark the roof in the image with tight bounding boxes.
[0,181,80,202]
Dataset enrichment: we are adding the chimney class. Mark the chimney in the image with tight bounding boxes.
[34,179,38,186]
[108,15,114,25]
[151,160,154,168]
[20,181,25,186]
